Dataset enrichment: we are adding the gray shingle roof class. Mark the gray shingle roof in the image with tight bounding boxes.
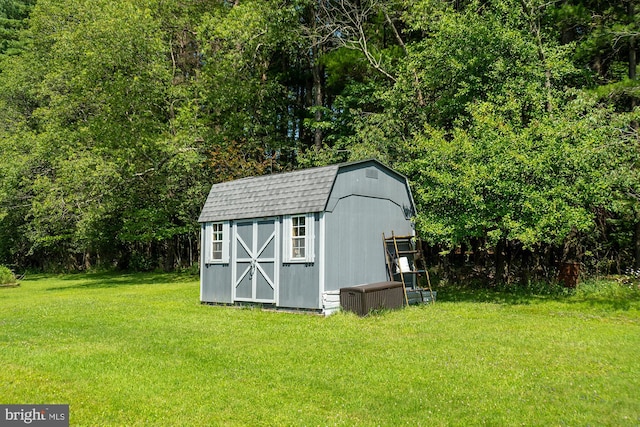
[198,163,341,222]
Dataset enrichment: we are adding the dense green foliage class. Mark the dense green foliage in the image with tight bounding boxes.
[0,0,34,55]
[0,273,638,425]
[0,0,639,280]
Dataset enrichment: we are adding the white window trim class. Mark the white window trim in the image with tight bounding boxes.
[283,213,315,263]
[205,221,230,264]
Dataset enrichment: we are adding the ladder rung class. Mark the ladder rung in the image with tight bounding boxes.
[384,234,415,240]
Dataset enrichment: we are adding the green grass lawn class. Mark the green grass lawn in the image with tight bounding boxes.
[1,273,639,426]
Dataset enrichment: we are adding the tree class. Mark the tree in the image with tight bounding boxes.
[400,94,636,281]
[0,0,35,56]
[1,0,639,278]
[555,0,640,268]
[0,0,214,269]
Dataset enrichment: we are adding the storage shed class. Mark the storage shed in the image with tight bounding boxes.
[198,159,416,313]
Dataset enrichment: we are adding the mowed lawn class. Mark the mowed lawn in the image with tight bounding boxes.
[1,273,639,426]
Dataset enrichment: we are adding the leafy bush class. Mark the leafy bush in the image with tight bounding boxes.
[0,265,16,285]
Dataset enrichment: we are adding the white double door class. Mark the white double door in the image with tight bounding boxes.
[232,218,279,303]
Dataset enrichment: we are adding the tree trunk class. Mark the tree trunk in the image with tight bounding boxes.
[312,57,324,151]
[495,238,507,284]
[630,0,637,77]
[630,0,637,111]
[635,219,640,270]
[163,240,174,272]
[629,38,636,83]
[629,1,640,270]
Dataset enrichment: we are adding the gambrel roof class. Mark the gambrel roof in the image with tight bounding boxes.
[198,159,410,223]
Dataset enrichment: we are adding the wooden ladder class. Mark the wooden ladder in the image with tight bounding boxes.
[382,231,434,305]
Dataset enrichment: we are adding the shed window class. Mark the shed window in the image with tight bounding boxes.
[206,221,229,263]
[292,216,306,259]
[283,214,314,263]
[212,223,224,260]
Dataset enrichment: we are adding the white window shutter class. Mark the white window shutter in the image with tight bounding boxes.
[205,223,213,263]
[221,221,230,263]
[306,213,315,263]
[202,223,210,263]
[282,215,292,262]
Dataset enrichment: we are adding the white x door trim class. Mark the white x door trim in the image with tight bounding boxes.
[231,218,279,304]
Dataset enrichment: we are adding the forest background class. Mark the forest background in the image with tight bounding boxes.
[0,0,639,284]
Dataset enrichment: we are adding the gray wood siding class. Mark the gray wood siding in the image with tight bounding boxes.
[325,163,414,219]
[278,263,320,308]
[201,264,232,303]
[324,195,414,290]
[277,215,321,309]
[200,222,233,304]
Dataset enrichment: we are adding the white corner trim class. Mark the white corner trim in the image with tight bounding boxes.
[318,212,326,309]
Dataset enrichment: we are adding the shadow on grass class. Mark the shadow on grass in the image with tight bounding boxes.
[435,285,553,305]
[565,294,640,311]
[43,271,198,291]
[435,280,640,312]
[564,284,640,312]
